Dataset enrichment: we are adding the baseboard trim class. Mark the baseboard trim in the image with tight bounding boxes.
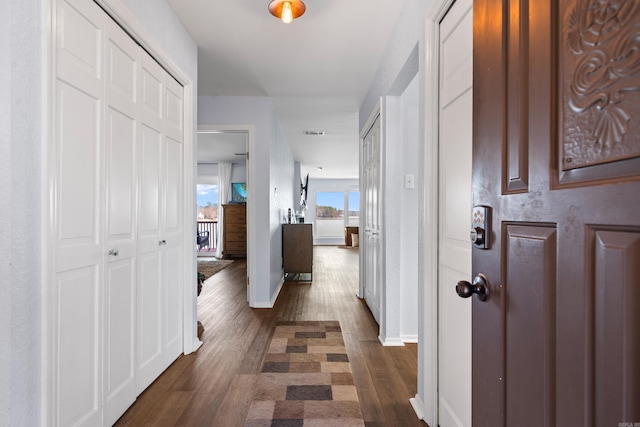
[409,395,426,421]
[378,335,405,346]
[401,335,419,343]
[251,276,285,308]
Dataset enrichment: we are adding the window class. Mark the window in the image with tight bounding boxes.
[314,190,359,238]
[197,184,218,221]
[348,191,359,226]
[315,191,344,238]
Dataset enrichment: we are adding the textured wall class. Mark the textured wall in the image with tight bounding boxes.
[269,120,295,297]
[198,96,295,305]
[359,0,432,130]
[359,0,432,404]
[399,74,419,341]
[1,2,12,424]
[0,0,197,424]
[2,1,44,425]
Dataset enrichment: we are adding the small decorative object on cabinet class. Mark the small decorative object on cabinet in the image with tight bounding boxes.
[222,204,246,258]
[282,223,313,281]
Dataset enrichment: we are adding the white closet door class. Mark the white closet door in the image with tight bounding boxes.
[102,16,138,425]
[162,76,184,364]
[54,0,104,425]
[363,115,381,323]
[53,2,186,424]
[137,50,184,391]
[137,50,166,393]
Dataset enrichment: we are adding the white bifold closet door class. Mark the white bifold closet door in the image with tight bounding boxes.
[137,46,184,395]
[52,0,184,425]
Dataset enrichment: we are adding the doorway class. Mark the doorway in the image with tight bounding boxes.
[197,125,254,306]
[196,131,247,258]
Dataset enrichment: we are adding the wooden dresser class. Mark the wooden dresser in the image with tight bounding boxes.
[222,204,246,258]
[282,223,313,280]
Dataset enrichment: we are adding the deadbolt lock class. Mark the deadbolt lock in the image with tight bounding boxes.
[471,206,490,249]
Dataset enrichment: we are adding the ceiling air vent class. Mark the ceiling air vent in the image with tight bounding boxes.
[303,130,325,136]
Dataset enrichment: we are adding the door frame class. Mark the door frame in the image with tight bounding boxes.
[411,0,468,425]
[197,124,255,306]
[42,0,197,423]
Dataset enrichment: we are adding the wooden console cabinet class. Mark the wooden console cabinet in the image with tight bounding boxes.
[222,204,246,258]
[282,223,313,279]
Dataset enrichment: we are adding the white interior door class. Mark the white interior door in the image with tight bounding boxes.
[136,49,184,393]
[363,114,381,323]
[137,50,167,393]
[102,15,138,425]
[52,1,187,424]
[54,1,104,425]
[161,75,184,365]
[437,1,473,426]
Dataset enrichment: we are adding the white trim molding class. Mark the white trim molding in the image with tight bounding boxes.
[419,0,460,426]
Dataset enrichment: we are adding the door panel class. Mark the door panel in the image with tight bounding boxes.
[504,225,556,427]
[103,16,138,424]
[104,259,136,423]
[164,245,184,362]
[57,81,100,246]
[136,49,184,393]
[139,125,162,238]
[55,1,104,425]
[363,114,381,323]
[438,0,473,426]
[57,267,101,427]
[136,51,166,394]
[592,229,640,427]
[473,0,640,425]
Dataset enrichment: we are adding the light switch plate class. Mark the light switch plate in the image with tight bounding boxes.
[405,174,415,189]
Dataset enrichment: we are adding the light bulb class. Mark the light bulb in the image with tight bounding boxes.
[281,1,293,24]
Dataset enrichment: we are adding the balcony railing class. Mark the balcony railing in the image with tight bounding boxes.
[197,220,218,253]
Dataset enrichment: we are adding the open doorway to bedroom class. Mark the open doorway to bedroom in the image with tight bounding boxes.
[196,130,248,260]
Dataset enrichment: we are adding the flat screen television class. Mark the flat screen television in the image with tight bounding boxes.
[231,182,247,203]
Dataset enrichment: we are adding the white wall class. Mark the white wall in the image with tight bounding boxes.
[305,178,360,245]
[270,121,295,295]
[1,2,43,425]
[399,75,419,342]
[0,0,197,424]
[198,96,296,306]
[0,3,10,424]
[359,0,433,411]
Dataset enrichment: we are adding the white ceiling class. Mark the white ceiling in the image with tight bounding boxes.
[167,0,407,179]
[197,131,247,164]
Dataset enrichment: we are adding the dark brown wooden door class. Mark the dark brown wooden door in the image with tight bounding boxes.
[472,1,640,425]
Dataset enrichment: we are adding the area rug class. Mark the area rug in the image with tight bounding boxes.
[197,259,234,281]
[244,321,365,427]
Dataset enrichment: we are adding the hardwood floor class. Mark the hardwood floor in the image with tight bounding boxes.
[115,245,425,426]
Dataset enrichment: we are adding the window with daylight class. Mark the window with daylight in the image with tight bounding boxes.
[315,191,359,238]
[197,183,219,252]
[197,184,219,221]
[348,191,359,226]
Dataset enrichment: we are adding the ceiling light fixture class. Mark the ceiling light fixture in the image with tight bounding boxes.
[317,166,323,171]
[268,0,306,24]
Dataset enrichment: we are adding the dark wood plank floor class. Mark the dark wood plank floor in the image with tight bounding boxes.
[115,245,425,426]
